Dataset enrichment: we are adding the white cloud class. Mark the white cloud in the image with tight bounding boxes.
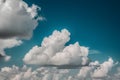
[23,29,90,67]
[69,58,119,80]
[0,65,69,80]
[50,42,89,66]
[4,55,11,62]
[0,0,43,61]
[92,58,114,78]
[0,59,120,80]
[0,38,22,61]
[0,0,43,39]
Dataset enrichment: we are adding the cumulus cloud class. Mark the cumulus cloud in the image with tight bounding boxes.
[0,65,69,80]
[92,58,114,78]
[0,0,43,39]
[69,58,120,80]
[0,59,120,80]
[0,39,22,61]
[23,29,90,67]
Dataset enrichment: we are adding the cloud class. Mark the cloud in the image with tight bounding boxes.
[0,29,120,80]
[4,55,11,62]
[0,59,120,80]
[0,0,43,39]
[0,38,22,61]
[92,58,114,78]
[89,50,101,54]
[0,0,43,61]
[0,65,69,80]
[23,29,90,67]
[69,58,119,80]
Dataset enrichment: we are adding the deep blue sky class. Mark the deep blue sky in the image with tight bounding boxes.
[2,0,120,67]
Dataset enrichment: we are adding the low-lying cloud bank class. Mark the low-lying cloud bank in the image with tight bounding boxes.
[23,29,89,67]
[0,58,120,80]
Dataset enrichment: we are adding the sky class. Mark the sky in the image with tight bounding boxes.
[0,0,120,80]
[25,0,120,61]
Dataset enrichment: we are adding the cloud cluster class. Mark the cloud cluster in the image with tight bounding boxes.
[0,28,120,80]
[22,29,120,80]
[0,0,42,39]
[23,29,89,67]
[0,58,120,80]
[67,58,120,80]
[0,65,69,80]
[0,39,22,61]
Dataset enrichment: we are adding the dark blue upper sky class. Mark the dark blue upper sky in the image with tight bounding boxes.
[2,0,120,67]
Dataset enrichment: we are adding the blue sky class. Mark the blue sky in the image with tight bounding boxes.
[2,0,119,66]
[33,0,120,61]
[29,0,120,55]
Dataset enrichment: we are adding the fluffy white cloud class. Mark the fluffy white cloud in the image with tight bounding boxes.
[0,0,43,39]
[92,58,114,78]
[23,29,89,67]
[0,38,22,61]
[76,66,92,80]
[50,42,89,66]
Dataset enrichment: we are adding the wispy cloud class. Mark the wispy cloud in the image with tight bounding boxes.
[89,50,101,54]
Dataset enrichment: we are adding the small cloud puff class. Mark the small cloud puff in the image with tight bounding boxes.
[0,38,22,61]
